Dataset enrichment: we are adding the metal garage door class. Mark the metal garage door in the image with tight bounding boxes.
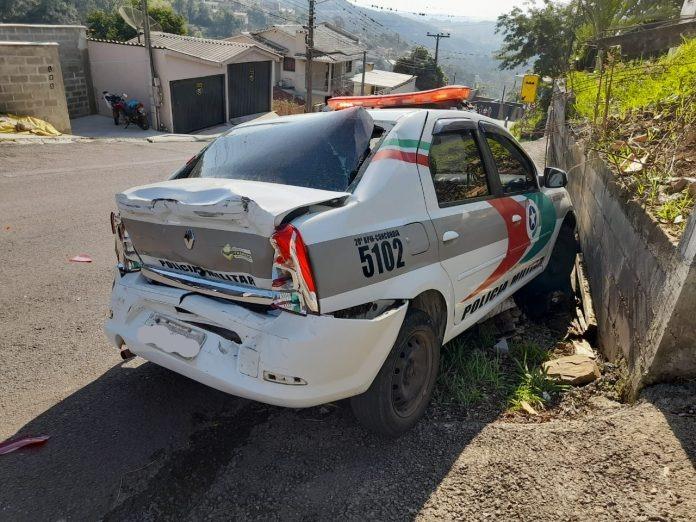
[170,75,225,133]
[228,61,271,119]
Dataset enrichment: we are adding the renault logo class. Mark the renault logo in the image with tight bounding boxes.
[184,229,195,250]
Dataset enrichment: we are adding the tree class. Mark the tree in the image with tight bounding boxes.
[394,47,446,90]
[495,0,576,78]
[247,9,268,31]
[1,0,79,23]
[87,0,187,41]
[207,7,243,38]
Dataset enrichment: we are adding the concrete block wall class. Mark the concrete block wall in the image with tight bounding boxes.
[0,42,71,133]
[0,24,95,118]
[548,87,696,395]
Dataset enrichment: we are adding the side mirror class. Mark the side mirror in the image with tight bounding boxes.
[544,166,568,188]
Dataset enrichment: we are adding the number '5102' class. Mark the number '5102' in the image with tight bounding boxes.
[358,239,405,278]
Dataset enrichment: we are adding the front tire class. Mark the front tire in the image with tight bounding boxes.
[138,114,149,130]
[514,220,577,320]
[351,309,440,437]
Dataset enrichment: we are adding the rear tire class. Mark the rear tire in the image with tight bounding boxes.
[514,220,577,320]
[351,309,440,437]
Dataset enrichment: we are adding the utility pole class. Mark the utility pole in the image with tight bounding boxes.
[305,0,315,113]
[360,50,366,95]
[426,32,449,67]
[141,0,160,129]
[427,32,449,87]
[497,84,506,120]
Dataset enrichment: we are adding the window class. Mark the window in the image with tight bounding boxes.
[429,130,489,206]
[345,60,352,73]
[283,57,295,71]
[188,107,375,192]
[484,133,537,194]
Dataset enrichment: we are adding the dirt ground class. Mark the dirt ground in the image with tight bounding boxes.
[0,140,694,521]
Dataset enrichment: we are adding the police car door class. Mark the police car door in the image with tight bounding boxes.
[417,118,509,326]
[478,122,555,295]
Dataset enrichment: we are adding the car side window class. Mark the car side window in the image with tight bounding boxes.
[429,130,489,206]
[484,133,537,194]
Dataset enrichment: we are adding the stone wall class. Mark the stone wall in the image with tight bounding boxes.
[547,87,696,395]
[0,42,71,133]
[0,24,94,118]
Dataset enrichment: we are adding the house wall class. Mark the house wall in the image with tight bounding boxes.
[0,41,71,133]
[350,78,416,95]
[87,41,151,121]
[88,41,276,132]
[0,24,94,118]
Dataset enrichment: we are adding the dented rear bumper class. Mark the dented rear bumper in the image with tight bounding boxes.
[105,271,407,408]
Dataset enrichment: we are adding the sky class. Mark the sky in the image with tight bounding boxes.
[349,0,536,21]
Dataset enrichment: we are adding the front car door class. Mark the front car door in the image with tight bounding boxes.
[416,118,510,327]
[478,122,558,292]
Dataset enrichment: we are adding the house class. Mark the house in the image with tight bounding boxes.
[88,32,281,133]
[227,23,365,105]
[350,65,416,95]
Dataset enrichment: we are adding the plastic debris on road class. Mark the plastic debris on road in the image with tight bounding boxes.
[0,435,50,455]
[0,114,61,136]
[69,254,92,263]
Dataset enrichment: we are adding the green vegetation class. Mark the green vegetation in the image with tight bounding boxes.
[393,47,447,90]
[87,0,187,40]
[569,38,696,119]
[436,325,566,413]
[495,0,683,80]
[567,38,696,236]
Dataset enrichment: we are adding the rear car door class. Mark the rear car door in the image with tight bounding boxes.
[478,122,558,292]
[417,118,509,325]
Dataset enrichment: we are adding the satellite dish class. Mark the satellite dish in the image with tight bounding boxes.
[118,6,163,34]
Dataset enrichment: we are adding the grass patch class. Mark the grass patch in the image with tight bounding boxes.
[436,326,567,414]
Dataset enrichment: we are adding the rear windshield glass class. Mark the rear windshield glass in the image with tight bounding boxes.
[188,107,374,192]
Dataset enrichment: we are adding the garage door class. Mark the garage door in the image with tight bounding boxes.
[228,61,271,119]
[170,75,225,133]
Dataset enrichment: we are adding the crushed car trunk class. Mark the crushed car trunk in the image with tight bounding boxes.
[116,178,349,289]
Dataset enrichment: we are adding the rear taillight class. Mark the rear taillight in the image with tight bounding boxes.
[110,211,141,273]
[270,224,318,314]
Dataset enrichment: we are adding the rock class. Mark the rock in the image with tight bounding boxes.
[572,339,596,359]
[688,181,696,197]
[589,396,622,409]
[519,400,538,415]
[667,178,687,193]
[543,355,601,385]
[493,338,509,355]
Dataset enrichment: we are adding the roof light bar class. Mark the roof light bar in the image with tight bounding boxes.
[327,85,472,110]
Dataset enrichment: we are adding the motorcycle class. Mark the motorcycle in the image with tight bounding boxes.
[102,91,149,130]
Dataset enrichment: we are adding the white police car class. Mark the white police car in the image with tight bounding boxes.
[106,87,575,436]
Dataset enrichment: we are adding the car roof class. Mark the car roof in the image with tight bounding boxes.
[234,107,507,133]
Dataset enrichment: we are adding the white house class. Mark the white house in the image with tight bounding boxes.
[351,66,417,95]
[227,22,365,105]
[88,32,280,133]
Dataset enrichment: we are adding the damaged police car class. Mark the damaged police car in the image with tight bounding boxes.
[106,95,575,436]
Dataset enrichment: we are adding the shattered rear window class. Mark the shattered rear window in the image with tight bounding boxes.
[188,107,374,192]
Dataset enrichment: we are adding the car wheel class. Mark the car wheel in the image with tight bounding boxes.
[350,308,440,437]
[514,221,577,319]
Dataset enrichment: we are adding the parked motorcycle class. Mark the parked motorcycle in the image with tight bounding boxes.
[102,91,149,130]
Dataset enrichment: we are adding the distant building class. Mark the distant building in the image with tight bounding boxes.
[227,22,365,105]
[350,65,416,95]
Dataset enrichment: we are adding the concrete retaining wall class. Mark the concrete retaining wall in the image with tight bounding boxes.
[0,42,71,133]
[0,24,95,118]
[548,87,696,394]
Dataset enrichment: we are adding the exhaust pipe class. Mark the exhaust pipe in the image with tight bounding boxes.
[120,347,135,360]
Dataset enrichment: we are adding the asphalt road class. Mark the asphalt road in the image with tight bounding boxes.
[1,140,694,521]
